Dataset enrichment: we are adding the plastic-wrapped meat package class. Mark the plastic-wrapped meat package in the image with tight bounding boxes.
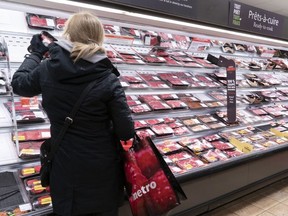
[103,24,120,35]
[200,150,219,163]
[120,27,141,38]
[166,78,190,88]
[156,141,183,154]
[223,149,243,157]
[180,99,207,110]
[168,122,184,129]
[121,75,144,83]
[138,73,161,81]
[186,141,205,153]
[147,100,171,111]
[175,157,205,171]
[24,176,50,195]
[26,13,55,29]
[130,104,151,114]
[134,120,149,129]
[190,124,210,132]
[198,115,218,123]
[151,124,174,136]
[32,195,52,210]
[55,17,67,30]
[211,141,235,150]
[193,58,218,68]
[173,126,190,136]
[15,110,46,124]
[173,34,191,50]
[146,81,170,89]
[165,100,188,109]
[13,129,51,141]
[207,122,227,130]
[164,118,176,124]
[136,128,155,139]
[19,141,44,159]
[19,165,41,178]
[143,55,167,63]
[139,95,161,103]
[169,164,184,175]
[177,137,200,146]
[163,56,183,66]
[167,150,193,162]
[182,117,201,126]
[145,118,165,125]
[127,100,142,107]
[160,94,179,100]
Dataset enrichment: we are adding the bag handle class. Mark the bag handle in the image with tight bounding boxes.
[47,77,103,161]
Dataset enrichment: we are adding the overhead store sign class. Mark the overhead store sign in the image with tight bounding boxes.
[229,1,284,38]
[101,0,198,20]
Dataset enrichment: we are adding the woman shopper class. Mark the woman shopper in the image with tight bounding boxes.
[12,12,135,216]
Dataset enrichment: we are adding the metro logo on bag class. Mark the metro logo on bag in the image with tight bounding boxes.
[123,136,187,216]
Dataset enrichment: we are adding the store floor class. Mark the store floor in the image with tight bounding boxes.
[198,177,288,216]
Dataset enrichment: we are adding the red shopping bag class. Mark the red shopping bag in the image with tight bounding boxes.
[122,136,187,216]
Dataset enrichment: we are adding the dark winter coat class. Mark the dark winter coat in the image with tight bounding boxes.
[11,40,135,215]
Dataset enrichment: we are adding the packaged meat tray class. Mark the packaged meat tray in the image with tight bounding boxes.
[177,137,200,146]
[13,129,51,141]
[259,140,279,147]
[32,195,52,210]
[19,165,41,178]
[186,141,205,153]
[147,100,171,111]
[130,104,151,114]
[207,122,227,130]
[198,115,218,123]
[182,117,201,126]
[166,78,190,88]
[139,95,161,102]
[120,75,145,83]
[211,141,235,150]
[156,140,183,154]
[15,111,46,124]
[19,141,44,159]
[169,164,185,174]
[167,150,193,162]
[24,177,50,196]
[137,72,161,81]
[136,128,155,139]
[223,149,243,158]
[190,124,210,132]
[129,83,149,89]
[204,101,225,108]
[164,117,176,123]
[203,134,221,142]
[201,149,229,163]
[180,98,207,109]
[168,121,184,128]
[134,120,149,129]
[175,157,205,171]
[160,94,179,100]
[26,13,55,29]
[165,100,188,109]
[146,81,170,89]
[145,118,165,125]
[173,126,190,136]
[127,100,142,107]
[150,124,174,136]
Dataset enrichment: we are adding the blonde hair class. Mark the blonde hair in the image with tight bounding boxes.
[63,11,105,62]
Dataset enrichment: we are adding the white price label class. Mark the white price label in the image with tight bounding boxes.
[41,131,51,138]
[19,203,32,212]
[46,18,55,27]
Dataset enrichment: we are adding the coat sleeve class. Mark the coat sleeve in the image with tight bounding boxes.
[11,53,44,97]
[107,76,135,141]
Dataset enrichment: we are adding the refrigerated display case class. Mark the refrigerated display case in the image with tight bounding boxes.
[1,1,288,215]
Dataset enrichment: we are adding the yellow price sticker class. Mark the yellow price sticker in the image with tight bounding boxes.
[230,137,253,153]
[40,197,51,205]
